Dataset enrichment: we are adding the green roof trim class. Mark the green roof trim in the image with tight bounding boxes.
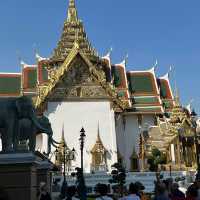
[0,76,21,94]
[113,67,121,87]
[135,106,162,112]
[133,96,159,104]
[160,81,168,98]
[27,69,37,89]
[42,63,48,82]
[128,74,153,93]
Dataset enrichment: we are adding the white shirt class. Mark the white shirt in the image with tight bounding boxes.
[96,195,113,200]
[122,194,141,200]
[179,186,187,194]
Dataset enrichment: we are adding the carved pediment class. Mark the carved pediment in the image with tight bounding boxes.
[35,44,126,111]
[57,55,94,86]
[47,54,109,100]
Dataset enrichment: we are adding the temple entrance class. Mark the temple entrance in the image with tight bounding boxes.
[90,130,107,172]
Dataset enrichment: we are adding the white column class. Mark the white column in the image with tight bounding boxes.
[171,144,176,164]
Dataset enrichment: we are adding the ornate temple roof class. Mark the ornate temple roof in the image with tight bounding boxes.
[34,44,128,110]
[51,0,97,62]
[126,67,163,113]
[158,73,174,112]
[91,126,107,154]
[111,59,131,107]
[170,92,187,124]
[0,0,177,114]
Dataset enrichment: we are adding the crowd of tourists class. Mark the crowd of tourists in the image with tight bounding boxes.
[50,178,200,200]
[94,178,200,200]
[1,178,200,200]
[152,177,200,200]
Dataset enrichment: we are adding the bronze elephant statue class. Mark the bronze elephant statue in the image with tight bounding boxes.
[18,115,58,155]
[0,96,52,153]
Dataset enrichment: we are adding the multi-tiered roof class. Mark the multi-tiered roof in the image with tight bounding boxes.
[0,0,175,114]
[51,0,97,62]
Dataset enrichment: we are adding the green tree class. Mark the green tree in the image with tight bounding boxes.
[147,147,167,171]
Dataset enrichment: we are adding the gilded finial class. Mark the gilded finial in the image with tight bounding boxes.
[67,0,78,22]
[97,122,101,141]
[60,124,67,146]
[174,87,180,106]
[104,47,113,58]
[91,122,107,153]
[124,53,128,66]
[69,0,75,7]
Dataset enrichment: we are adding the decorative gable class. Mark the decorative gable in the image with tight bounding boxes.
[47,54,108,101]
[34,43,127,111]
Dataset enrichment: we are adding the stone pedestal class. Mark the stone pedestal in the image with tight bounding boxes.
[36,157,53,193]
[0,153,53,200]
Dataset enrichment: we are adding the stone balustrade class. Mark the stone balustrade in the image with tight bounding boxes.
[52,170,196,193]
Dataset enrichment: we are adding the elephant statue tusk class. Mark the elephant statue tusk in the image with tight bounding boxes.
[52,142,59,148]
[51,138,62,145]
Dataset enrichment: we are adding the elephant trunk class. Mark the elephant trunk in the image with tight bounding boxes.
[31,113,53,156]
[31,112,49,134]
[44,136,60,156]
[31,112,62,156]
[46,132,54,156]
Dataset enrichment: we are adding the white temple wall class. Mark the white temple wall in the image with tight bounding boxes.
[44,101,117,173]
[116,114,155,171]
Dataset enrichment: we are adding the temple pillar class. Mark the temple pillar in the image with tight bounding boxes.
[176,138,181,169]
[170,144,175,165]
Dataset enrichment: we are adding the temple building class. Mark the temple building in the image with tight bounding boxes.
[0,0,197,173]
[144,95,198,171]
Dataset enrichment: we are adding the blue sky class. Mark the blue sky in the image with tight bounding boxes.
[0,0,200,112]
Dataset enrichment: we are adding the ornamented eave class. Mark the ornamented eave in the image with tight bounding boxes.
[34,42,127,111]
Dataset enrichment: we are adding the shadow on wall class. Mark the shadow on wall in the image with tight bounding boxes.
[107,151,112,160]
[45,102,62,115]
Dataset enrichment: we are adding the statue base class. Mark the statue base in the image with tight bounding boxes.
[0,152,53,200]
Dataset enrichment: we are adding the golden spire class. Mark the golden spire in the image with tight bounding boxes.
[67,0,78,22]
[91,123,107,153]
[174,87,180,106]
[97,122,101,142]
[59,124,67,149]
[51,0,98,61]
[170,87,187,124]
